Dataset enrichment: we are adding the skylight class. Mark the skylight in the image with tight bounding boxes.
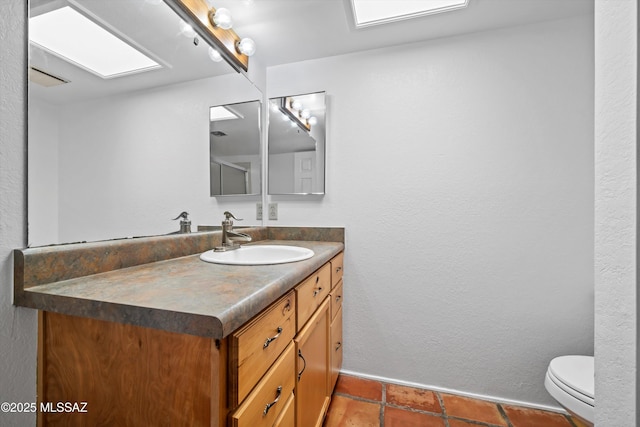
[351,0,469,28]
[29,6,161,79]
[210,106,243,121]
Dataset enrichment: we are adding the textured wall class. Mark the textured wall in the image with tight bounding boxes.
[0,0,37,426]
[594,1,638,425]
[267,16,594,408]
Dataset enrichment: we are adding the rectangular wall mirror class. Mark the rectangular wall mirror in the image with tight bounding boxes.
[210,100,261,196]
[268,92,326,195]
[28,0,262,246]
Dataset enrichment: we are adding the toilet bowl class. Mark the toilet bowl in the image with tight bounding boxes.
[544,355,594,426]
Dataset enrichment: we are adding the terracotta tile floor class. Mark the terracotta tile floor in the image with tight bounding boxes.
[324,374,583,427]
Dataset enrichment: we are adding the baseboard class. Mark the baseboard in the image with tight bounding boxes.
[338,368,567,415]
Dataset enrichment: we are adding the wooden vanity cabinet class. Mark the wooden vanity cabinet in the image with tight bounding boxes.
[36,252,344,427]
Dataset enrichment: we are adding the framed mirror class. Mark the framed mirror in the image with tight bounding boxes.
[209,100,261,196]
[28,0,262,246]
[268,92,326,195]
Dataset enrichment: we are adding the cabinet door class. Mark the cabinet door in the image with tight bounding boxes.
[329,306,343,394]
[295,298,330,427]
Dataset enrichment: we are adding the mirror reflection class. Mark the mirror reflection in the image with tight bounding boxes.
[28,0,262,246]
[268,92,326,195]
[209,100,261,196]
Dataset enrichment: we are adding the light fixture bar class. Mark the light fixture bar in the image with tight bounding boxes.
[29,6,161,79]
[351,0,469,28]
[164,0,249,73]
[281,97,311,132]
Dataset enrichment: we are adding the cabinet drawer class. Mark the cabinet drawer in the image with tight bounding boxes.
[330,280,343,321]
[296,263,331,330]
[330,252,344,289]
[272,391,294,427]
[330,306,343,393]
[230,291,295,404]
[231,343,295,427]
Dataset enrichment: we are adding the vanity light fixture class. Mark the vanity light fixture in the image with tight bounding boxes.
[29,6,161,79]
[351,0,469,28]
[166,0,255,72]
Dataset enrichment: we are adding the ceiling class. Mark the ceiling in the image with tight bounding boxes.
[214,0,594,68]
[28,0,594,104]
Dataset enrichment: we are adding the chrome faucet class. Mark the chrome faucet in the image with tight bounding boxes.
[215,211,251,251]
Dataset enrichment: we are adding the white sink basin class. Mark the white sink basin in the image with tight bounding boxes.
[200,245,314,265]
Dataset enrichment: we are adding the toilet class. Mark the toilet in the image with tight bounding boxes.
[544,355,594,426]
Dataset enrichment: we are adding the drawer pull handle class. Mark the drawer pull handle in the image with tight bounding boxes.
[313,287,323,297]
[336,266,342,273]
[263,386,282,416]
[297,350,307,381]
[335,295,342,303]
[335,341,342,351]
[263,327,283,349]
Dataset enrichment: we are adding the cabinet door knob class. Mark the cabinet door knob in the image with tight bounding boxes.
[263,386,283,415]
[263,327,283,349]
[282,299,291,315]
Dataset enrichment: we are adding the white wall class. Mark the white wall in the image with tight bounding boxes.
[30,73,264,245]
[0,0,37,426]
[594,1,638,425]
[28,98,59,246]
[267,16,594,408]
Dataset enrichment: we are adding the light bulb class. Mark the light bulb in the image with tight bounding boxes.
[179,20,196,38]
[236,38,256,57]
[208,47,223,62]
[301,109,311,119]
[308,117,318,126]
[291,100,302,111]
[212,8,233,30]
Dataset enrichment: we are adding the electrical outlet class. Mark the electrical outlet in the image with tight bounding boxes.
[268,203,278,220]
[256,202,263,220]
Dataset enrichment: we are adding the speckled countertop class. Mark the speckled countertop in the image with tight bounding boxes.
[14,228,344,339]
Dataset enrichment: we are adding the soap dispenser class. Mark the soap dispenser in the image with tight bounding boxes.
[172,211,192,234]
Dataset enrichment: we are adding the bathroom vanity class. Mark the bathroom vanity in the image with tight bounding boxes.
[14,227,344,427]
